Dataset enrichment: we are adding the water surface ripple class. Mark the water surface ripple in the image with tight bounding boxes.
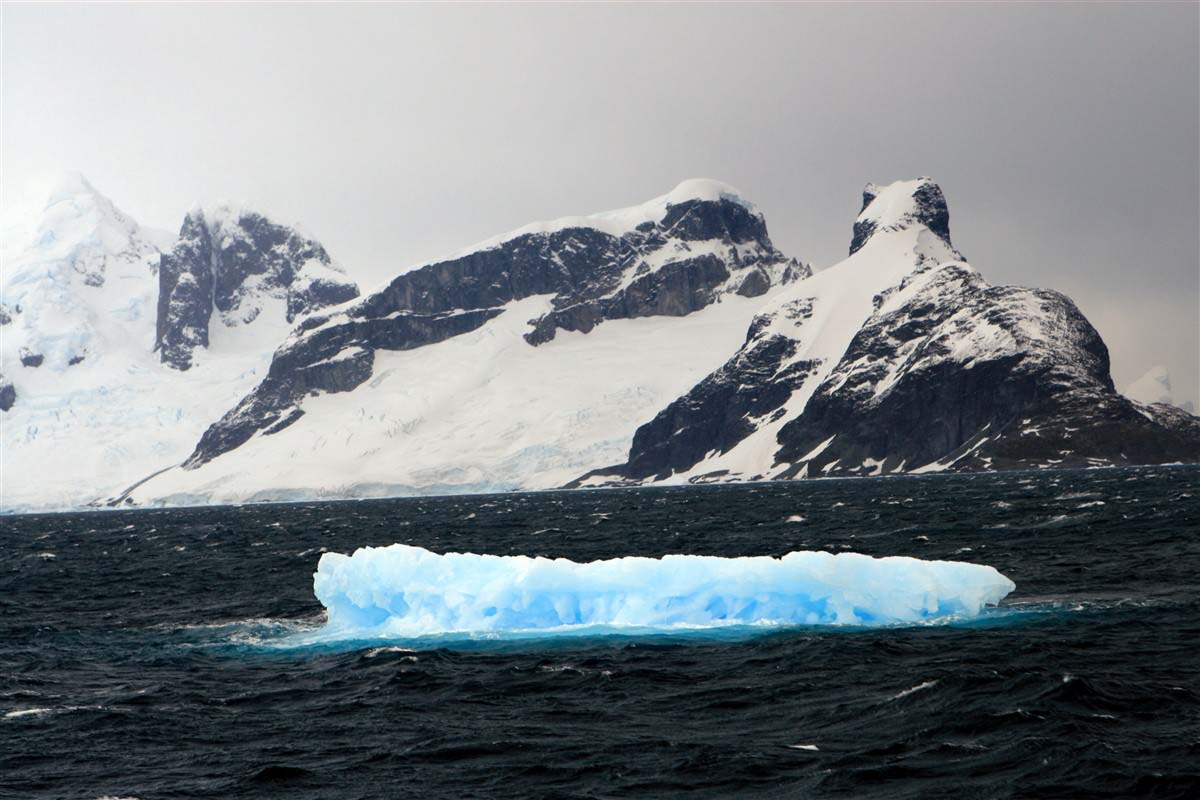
[3,467,1198,798]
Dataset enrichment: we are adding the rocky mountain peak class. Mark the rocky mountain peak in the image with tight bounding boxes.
[850,177,953,256]
[155,205,359,370]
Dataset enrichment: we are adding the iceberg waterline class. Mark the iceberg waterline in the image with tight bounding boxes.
[311,545,1016,638]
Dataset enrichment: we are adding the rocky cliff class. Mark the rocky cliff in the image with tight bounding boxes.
[156,207,359,370]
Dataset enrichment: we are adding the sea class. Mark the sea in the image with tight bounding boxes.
[3,466,1198,799]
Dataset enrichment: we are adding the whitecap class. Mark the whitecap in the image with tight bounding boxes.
[891,679,939,700]
[4,705,105,719]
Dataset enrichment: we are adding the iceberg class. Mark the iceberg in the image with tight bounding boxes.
[311,545,1015,639]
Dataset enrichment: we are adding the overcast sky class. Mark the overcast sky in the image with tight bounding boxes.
[4,2,1198,405]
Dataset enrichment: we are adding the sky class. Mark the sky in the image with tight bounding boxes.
[3,2,1198,406]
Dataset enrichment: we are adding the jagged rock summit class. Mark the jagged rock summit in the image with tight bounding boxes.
[156,205,359,370]
[850,177,953,256]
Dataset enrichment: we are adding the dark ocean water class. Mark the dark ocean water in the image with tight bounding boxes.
[3,466,1199,799]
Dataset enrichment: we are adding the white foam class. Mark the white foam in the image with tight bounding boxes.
[891,679,939,700]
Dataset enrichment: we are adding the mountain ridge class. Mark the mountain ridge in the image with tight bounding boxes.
[119,177,1198,508]
[2,173,1196,512]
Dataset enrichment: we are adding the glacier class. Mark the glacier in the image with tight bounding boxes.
[310,544,1016,640]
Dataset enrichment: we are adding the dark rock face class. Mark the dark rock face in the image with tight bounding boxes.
[773,265,1198,475]
[156,213,214,371]
[0,304,13,326]
[969,396,1200,472]
[155,209,359,370]
[355,195,804,347]
[0,374,15,412]
[735,267,772,298]
[524,254,735,345]
[357,227,626,319]
[287,275,360,322]
[18,348,43,368]
[182,191,807,469]
[520,197,803,343]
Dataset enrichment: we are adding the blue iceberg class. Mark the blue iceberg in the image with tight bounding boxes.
[311,545,1016,639]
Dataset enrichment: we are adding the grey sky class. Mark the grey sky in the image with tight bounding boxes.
[4,2,1198,406]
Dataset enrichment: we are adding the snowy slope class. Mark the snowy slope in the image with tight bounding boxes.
[1,173,171,373]
[0,176,358,512]
[124,292,771,505]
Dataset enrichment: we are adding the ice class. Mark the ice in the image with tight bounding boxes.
[312,544,1016,638]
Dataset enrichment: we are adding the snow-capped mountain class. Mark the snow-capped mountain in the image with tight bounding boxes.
[0,175,359,511]
[116,177,1198,508]
[120,180,809,505]
[1,173,172,377]
[582,179,1199,484]
[6,175,1197,511]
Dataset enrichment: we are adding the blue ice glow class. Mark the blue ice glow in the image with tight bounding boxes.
[311,545,1016,638]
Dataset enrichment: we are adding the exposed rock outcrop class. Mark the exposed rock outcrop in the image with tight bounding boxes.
[0,374,15,412]
[155,207,359,370]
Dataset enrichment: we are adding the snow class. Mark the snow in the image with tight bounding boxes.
[292,258,353,292]
[132,291,772,505]
[444,179,758,260]
[308,544,1016,638]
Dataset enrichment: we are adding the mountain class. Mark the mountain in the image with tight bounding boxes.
[117,177,1199,508]
[0,175,359,511]
[118,180,809,505]
[581,179,1200,484]
[6,175,1196,511]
